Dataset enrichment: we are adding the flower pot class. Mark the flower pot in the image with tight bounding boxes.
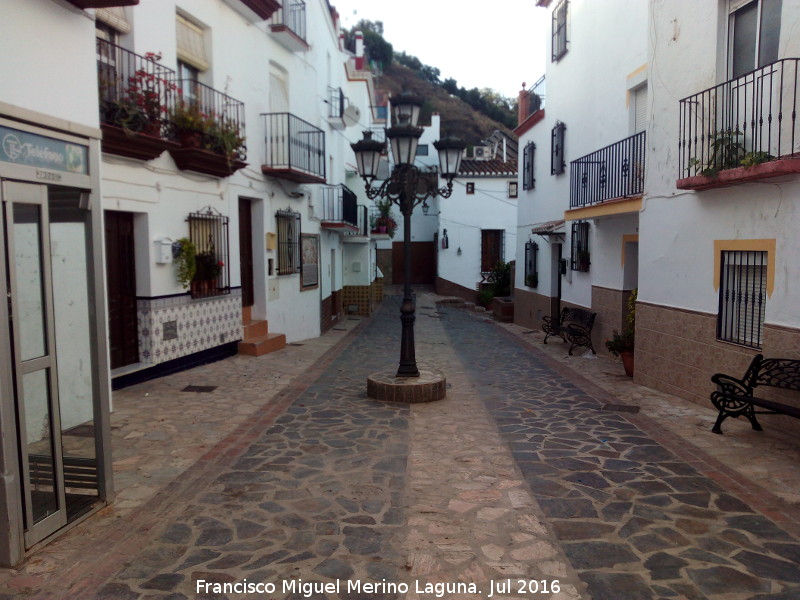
[620,350,634,377]
[178,130,203,148]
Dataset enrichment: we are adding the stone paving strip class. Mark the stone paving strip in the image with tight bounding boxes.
[439,304,800,600]
[3,292,800,600]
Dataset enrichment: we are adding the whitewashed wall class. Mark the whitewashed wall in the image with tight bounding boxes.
[643,0,800,329]
[1,0,98,127]
[439,176,517,291]
[515,0,648,307]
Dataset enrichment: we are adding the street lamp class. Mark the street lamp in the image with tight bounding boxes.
[351,92,464,377]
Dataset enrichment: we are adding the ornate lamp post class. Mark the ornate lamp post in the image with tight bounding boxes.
[351,93,464,378]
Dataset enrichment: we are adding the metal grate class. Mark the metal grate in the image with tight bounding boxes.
[524,241,539,288]
[552,0,568,62]
[188,208,230,299]
[717,250,767,348]
[276,208,302,275]
[551,121,566,175]
[523,142,536,190]
[570,221,590,272]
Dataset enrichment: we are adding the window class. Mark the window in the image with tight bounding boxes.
[508,182,518,198]
[466,182,475,195]
[188,209,230,298]
[523,142,536,190]
[552,0,568,61]
[570,221,590,272]
[728,0,782,79]
[416,144,429,156]
[632,84,648,134]
[524,241,538,287]
[178,61,200,103]
[176,14,209,71]
[551,121,566,175]
[481,230,504,273]
[276,209,301,275]
[718,250,767,348]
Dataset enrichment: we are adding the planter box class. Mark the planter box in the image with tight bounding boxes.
[491,297,515,322]
[170,147,247,178]
[101,124,178,161]
[677,157,800,191]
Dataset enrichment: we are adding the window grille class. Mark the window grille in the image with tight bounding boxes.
[552,0,568,62]
[570,221,590,272]
[717,250,767,348]
[524,241,539,288]
[508,181,519,198]
[552,122,566,175]
[276,208,301,275]
[481,230,505,273]
[188,208,230,299]
[523,142,536,190]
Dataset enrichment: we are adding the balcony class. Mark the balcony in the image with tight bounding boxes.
[68,0,138,8]
[261,113,326,184]
[343,205,369,242]
[270,1,309,52]
[225,0,281,22]
[515,75,546,137]
[327,87,346,130]
[97,39,179,160]
[319,184,359,232]
[168,81,247,177]
[570,131,646,210]
[678,58,800,191]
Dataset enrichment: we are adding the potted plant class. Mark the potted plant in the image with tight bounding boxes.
[605,288,637,376]
[374,199,398,238]
[170,100,211,148]
[173,237,197,289]
[207,116,246,161]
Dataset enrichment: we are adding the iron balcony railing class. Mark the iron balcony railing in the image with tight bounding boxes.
[679,58,800,178]
[526,75,546,118]
[96,38,176,136]
[320,184,358,228]
[271,0,306,41]
[344,205,369,237]
[570,131,646,208]
[328,87,345,119]
[262,112,326,180]
[173,79,246,160]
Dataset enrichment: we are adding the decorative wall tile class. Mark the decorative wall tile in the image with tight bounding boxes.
[136,290,242,365]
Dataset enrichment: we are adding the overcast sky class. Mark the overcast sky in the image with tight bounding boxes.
[333,0,549,99]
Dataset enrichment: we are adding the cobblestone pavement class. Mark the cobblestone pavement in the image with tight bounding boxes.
[1,292,799,600]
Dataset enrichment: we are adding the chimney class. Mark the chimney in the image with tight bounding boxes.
[355,31,364,70]
[517,82,528,127]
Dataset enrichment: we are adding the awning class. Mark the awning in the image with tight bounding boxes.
[531,219,565,235]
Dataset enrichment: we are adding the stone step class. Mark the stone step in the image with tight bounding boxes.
[243,319,269,339]
[238,333,286,357]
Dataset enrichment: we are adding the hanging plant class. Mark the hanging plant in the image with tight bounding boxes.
[174,237,197,289]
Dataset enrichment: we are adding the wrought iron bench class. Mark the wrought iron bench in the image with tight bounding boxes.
[542,307,596,355]
[710,354,800,434]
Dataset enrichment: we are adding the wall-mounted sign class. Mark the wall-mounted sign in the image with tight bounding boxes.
[0,126,88,175]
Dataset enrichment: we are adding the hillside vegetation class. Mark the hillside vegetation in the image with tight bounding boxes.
[343,21,517,145]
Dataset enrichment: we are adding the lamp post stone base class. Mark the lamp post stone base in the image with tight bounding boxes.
[367,369,446,403]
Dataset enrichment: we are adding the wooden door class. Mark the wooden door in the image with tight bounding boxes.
[104,211,138,369]
[238,199,254,307]
[391,241,436,284]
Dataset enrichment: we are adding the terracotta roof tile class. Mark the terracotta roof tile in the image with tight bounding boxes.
[458,159,517,177]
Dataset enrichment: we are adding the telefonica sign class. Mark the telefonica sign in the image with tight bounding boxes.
[0,126,88,175]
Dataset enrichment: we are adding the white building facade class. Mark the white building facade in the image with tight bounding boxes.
[514,0,648,352]
[0,0,386,566]
[637,0,800,407]
[437,137,518,303]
